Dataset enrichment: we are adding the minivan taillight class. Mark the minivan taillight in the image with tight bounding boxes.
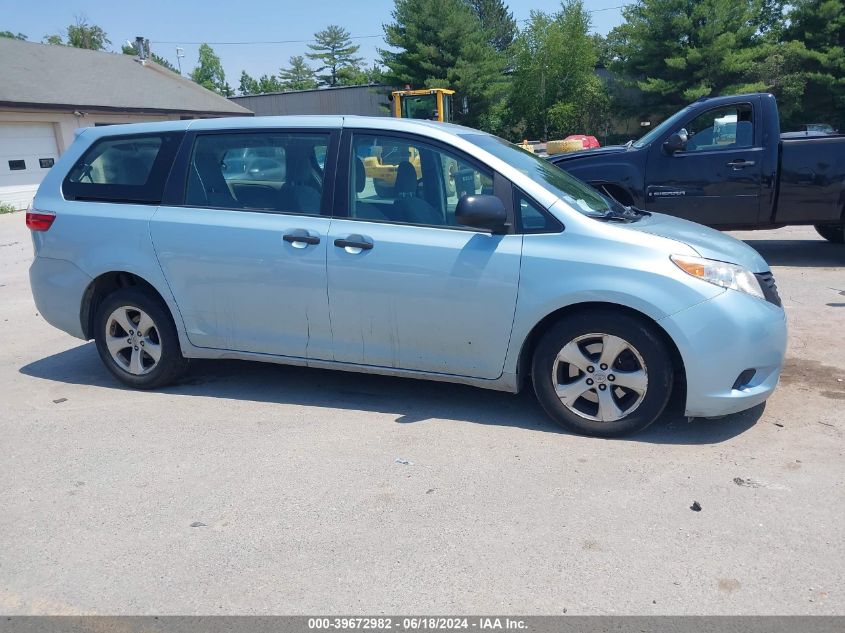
[26,211,56,231]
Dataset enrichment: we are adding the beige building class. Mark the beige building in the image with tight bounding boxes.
[0,38,251,210]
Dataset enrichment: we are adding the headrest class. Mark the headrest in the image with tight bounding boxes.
[735,121,753,146]
[285,144,311,184]
[395,161,417,196]
[354,157,366,193]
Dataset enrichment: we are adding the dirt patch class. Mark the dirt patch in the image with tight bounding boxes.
[718,579,741,594]
[780,358,845,395]
[582,539,602,551]
[820,391,845,401]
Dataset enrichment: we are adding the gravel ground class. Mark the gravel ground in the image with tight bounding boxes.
[0,213,843,615]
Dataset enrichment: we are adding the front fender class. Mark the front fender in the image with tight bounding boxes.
[503,229,723,376]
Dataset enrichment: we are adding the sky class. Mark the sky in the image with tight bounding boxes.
[3,0,628,86]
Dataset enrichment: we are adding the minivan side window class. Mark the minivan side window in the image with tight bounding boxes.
[63,132,182,204]
[350,133,496,228]
[184,132,330,214]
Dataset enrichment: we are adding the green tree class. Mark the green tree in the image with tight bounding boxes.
[779,0,845,130]
[0,31,27,40]
[239,71,260,95]
[381,0,506,128]
[121,42,179,72]
[466,0,517,53]
[508,2,608,139]
[609,0,781,115]
[337,62,385,86]
[190,43,228,95]
[306,25,364,86]
[279,55,319,90]
[44,16,110,50]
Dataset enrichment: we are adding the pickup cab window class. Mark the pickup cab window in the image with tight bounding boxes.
[683,104,754,151]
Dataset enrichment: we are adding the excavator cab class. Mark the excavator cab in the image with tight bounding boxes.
[391,88,455,123]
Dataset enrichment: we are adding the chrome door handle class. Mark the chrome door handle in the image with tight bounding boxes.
[727,159,755,169]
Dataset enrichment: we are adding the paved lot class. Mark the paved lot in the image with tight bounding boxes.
[0,213,843,615]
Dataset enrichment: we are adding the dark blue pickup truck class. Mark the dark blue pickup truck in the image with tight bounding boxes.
[550,93,845,243]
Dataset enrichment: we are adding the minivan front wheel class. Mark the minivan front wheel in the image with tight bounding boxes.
[532,311,673,437]
[94,287,188,389]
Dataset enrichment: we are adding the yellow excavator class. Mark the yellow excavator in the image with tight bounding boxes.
[390,88,455,123]
[364,88,456,196]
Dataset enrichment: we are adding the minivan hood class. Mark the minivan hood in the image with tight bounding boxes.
[626,213,770,272]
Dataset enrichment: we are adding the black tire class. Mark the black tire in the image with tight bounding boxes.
[94,286,188,389]
[531,310,673,437]
[374,179,394,198]
[815,224,845,244]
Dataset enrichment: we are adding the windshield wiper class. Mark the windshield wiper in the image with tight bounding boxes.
[598,205,651,222]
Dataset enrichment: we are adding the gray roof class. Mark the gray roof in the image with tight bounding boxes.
[0,38,251,117]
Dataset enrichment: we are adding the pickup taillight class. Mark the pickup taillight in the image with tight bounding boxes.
[26,210,56,231]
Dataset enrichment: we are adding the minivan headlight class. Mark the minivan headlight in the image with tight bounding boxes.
[671,254,764,300]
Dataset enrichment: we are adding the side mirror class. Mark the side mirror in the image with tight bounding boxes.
[455,194,508,233]
[663,130,688,154]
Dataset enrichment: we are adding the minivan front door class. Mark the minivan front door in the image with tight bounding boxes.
[325,131,521,379]
[151,128,338,359]
[644,102,763,227]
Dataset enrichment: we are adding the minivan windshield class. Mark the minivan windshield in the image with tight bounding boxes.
[460,133,613,217]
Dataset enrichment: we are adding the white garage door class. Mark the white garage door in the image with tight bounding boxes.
[0,122,60,211]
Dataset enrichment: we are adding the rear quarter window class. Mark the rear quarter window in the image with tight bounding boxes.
[63,132,183,204]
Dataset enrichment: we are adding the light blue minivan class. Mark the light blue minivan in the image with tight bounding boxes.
[27,116,787,436]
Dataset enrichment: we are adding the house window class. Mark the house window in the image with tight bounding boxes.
[39,158,55,169]
[8,160,25,171]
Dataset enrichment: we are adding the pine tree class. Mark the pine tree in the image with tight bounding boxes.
[381,0,506,128]
[466,0,516,53]
[306,26,364,86]
[239,71,260,96]
[609,0,778,114]
[780,0,845,130]
[279,56,319,91]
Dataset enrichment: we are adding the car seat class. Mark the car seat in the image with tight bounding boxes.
[278,144,321,213]
[392,161,441,225]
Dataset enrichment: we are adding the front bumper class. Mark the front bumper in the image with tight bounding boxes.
[29,256,92,340]
[659,289,787,418]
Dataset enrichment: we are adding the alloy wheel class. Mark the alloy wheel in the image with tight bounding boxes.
[552,333,649,422]
[104,305,162,375]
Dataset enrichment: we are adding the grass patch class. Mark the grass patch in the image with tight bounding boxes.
[0,203,19,214]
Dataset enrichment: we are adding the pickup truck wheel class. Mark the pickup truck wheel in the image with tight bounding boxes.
[815,224,845,244]
[94,287,188,389]
[532,311,673,437]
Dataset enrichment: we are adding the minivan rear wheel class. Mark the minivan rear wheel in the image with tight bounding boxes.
[94,287,188,389]
[532,311,673,437]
